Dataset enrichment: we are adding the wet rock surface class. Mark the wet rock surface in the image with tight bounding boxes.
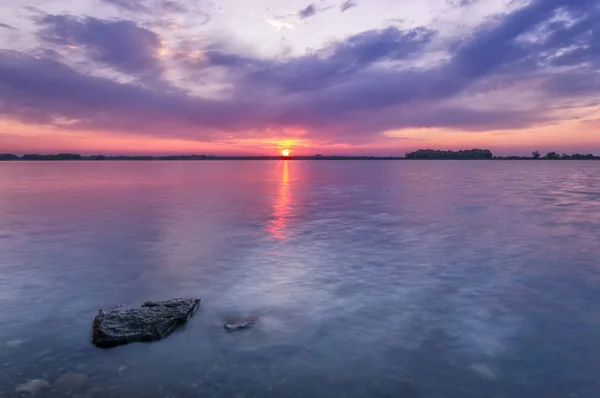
[92,298,200,348]
[224,316,258,332]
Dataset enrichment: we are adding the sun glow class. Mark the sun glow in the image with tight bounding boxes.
[281,149,290,157]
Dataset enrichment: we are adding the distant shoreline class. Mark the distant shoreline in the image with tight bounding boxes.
[1,149,599,161]
[2,158,600,161]
[0,155,406,161]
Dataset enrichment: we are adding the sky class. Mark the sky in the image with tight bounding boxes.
[0,0,599,156]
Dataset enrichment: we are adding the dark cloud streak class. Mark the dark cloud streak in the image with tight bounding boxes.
[340,0,357,12]
[100,0,190,14]
[100,0,149,13]
[446,0,478,7]
[36,15,162,76]
[0,22,18,30]
[217,27,436,94]
[298,4,317,19]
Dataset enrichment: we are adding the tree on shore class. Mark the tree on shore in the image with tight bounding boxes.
[21,153,83,160]
[0,153,19,160]
[405,149,493,159]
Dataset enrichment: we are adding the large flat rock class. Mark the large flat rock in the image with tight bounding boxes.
[92,298,200,348]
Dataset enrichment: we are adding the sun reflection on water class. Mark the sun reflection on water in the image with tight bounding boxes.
[266,161,291,240]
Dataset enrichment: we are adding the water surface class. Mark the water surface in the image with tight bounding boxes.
[1,160,600,397]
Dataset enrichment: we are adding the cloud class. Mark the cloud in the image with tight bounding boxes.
[22,6,45,15]
[157,0,188,13]
[235,27,436,93]
[1,0,600,146]
[542,11,600,68]
[100,0,149,13]
[266,3,335,30]
[0,22,18,31]
[36,14,162,76]
[340,0,357,12]
[446,0,478,7]
[99,0,190,14]
[265,18,295,30]
[298,4,317,19]
[295,3,336,20]
[0,50,260,138]
[0,47,550,146]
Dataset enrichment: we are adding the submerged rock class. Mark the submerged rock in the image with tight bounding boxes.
[92,298,200,348]
[224,316,258,332]
[15,379,50,396]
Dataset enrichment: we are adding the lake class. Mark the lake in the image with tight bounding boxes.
[1,160,600,397]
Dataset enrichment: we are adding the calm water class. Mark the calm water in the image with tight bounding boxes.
[1,160,600,397]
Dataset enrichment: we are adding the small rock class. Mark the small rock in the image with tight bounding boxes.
[118,366,127,372]
[190,383,199,388]
[15,379,50,396]
[92,297,201,348]
[53,373,89,392]
[470,363,497,380]
[224,316,258,332]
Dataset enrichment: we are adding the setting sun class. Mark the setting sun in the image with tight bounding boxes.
[281,149,290,157]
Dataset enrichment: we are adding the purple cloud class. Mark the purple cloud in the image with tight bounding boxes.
[0,22,18,30]
[36,15,162,76]
[101,0,149,13]
[446,0,478,7]
[157,0,187,13]
[0,0,599,146]
[197,27,435,95]
[340,0,357,13]
[99,0,195,14]
[298,4,317,19]
[0,50,261,137]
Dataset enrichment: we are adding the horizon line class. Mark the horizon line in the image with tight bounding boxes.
[3,151,600,161]
[2,148,600,158]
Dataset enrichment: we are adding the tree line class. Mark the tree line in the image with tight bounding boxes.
[0,154,215,161]
[2,151,599,161]
[405,149,599,160]
[497,151,599,160]
[405,149,494,159]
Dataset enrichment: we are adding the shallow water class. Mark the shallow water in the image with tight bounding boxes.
[1,160,600,397]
